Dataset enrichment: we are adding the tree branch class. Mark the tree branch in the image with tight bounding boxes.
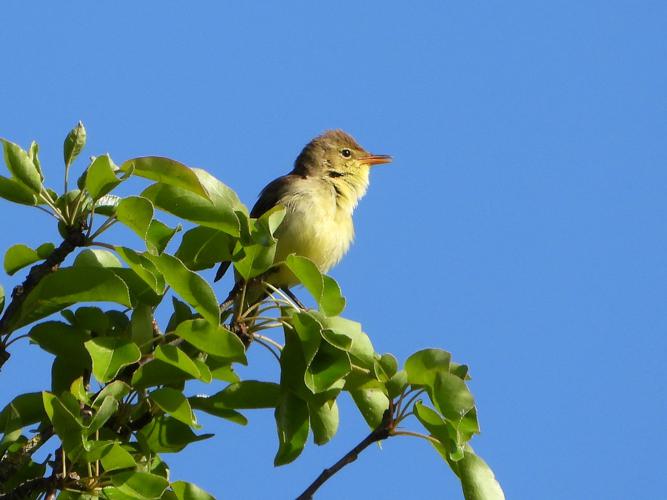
[296,404,394,500]
[0,224,86,369]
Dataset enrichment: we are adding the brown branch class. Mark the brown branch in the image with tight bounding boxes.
[0,224,86,369]
[296,404,395,500]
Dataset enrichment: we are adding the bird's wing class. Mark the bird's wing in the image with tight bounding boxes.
[249,175,298,217]
[214,174,298,282]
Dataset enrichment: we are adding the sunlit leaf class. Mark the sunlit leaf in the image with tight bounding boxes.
[85,337,141,383]
[285,255,345,316]
[63,121,86,168]
[1,139,42,193]
[120,156,209,199]
[85,154,121,199]
[142,168,245,236]
[274,392,309,466]
[110,471,169,499]
[309,398,339,445]
[116,196,154,241]
[170,481,216,500]
[147,253,219,326]
[175,226,235,271]
[0,175,38,205]
[9,267,132,331]
[146,219,180,255]
[350,387,389,429]
[87,396,118,435]
[4,244,43,276]
[138,416,213,453]
[100,443,136,472]
[405,348,452,387]
[73,249,122,268]
[174,319,246,363]
[150,387,198,427]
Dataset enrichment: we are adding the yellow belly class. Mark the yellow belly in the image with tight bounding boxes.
[268,186,354,287]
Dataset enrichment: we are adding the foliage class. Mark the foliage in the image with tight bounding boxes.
[0,124,504,499]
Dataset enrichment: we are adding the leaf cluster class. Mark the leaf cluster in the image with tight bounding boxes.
[0,125,503,499]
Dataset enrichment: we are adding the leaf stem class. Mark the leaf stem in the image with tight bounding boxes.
[392,430,440,445]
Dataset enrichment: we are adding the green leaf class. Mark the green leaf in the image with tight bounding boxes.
[138,416,213,453]
[142,168,245,236]
[111,471,169,499]
[150,387,198,427]
[432,371,476,423]
[92,381,131,408]
[120,156,210,199]
[63,121,86,168]
[285,255,345,316]
[4,244,43,276]
[147,253,219,326]
[315,313,375,369]
[85,154,121,199]
[405,348,452,387]
[174,319,246,363]
[131,359,194,389]
[42,392,84,460]
[28,140,43,180]
[175,226,235,271]
[0,283,4,314]
[414,401,458,456]
[304,340,350,394]
[85,337,141,383]
[115,247,163,294]
[386,369,409,399]
[166,296,193,332]
[87,396,118,435]
[116,196,154,241]
[350,387,389,429]
[309,398,339,445]
[232,241,276,280]
[110,268,163,307]
[0,175,38,205]
[131,304,153,354]
[274,392,309,466]
[193,381,280,410]
[0,392,46,435]
[146,219,180,255]
[29,320,90,359]
[188,397,248,425]
[73,248,122,268]
[52,355,90,394]
[100,443,136,472]
[9,267,132,332]
[154,344,202,379]
[445,445,506,500]
[170,481,215,500]
[1,139,42,193]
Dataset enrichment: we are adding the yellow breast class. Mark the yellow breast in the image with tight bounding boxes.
[269,178,355,287]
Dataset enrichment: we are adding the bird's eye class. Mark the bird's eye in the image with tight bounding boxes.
[340,148,352,158]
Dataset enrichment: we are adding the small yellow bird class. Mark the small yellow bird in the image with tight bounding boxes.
[215,130,391,301]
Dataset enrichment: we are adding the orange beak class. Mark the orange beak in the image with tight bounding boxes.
[359,154,392,166]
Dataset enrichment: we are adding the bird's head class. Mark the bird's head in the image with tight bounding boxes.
[293,130,391,208]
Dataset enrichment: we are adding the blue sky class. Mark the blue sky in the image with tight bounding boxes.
[1,1,666,498]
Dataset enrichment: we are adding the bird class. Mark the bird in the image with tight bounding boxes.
[215,129,391,309]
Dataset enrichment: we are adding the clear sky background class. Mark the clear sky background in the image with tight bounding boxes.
[1,2,666,499]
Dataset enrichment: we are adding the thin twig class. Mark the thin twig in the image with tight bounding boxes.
[296,405,394,499]
[392,430,441,445]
